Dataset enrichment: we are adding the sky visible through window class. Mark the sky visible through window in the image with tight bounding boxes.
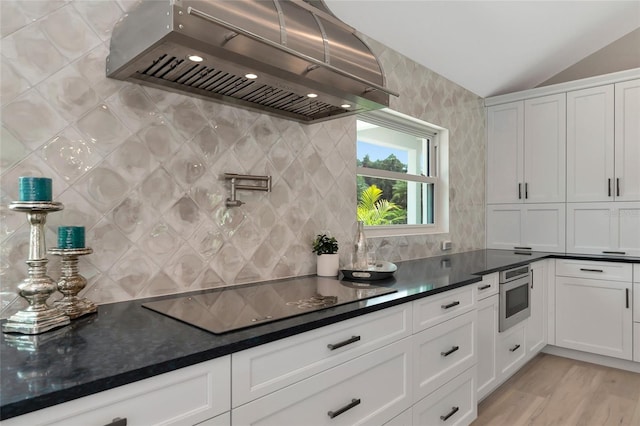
[357,141,408,164]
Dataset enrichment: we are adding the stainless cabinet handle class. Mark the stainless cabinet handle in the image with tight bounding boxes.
[441,301,460,310]
[441,345,460,357]
[440,406,460,422]
[579,268,603,272]
[104,419,127,426]
[509,344,521,352]
[608,178,612,197]
[478,284,491,290]
[327,335,361,351]
[328,398,361,418]
[626,288,630,309]
[531,269,534,289]
[518,183,522,199]
[602,251,626,255]
[525,182,528,199]
[616,178,620,197]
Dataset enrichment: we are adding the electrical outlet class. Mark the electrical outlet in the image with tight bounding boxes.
[441,241,452,251]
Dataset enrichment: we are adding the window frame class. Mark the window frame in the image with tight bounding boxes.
[356,108,449,237]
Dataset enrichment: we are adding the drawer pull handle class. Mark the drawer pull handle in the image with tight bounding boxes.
[328,398,361,419]
[626,288,630,309]
[104,418,127,426]
[327,335,361,351]
[478,284,491,290]
[579,268,603,273]
[602,251,626,255]
[513,246,532,251]
[509,344,521,352]
[440,406,460,422]
[441,301,460,310]
[441,345,460,357]
[608,178,612,197]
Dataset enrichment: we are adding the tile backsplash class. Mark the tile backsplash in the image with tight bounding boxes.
[0,0,485,318]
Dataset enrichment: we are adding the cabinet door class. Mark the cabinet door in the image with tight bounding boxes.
[555,277,632,360]
[566,203,616,254]
[616,202,640,257]
[614,79,640,202]
[486,204,522,250]
[487,101,524,204]
[522,204,566,252]
[567,85,615,202]
[496,322,526,379]
[476,294,498,401]
[525,261,547,357]
[524,94,566,203]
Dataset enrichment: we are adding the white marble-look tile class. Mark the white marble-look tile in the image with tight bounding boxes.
[87,218,132,272]
[38,65,99,122]
[0,61,30,106]
[0,126,29,172]
[76,103,130,156]
[72,0,124,41]
[1,89,68,150]
[40,127,101,183]
[74,165,130,213]
[39,4,101,61]
[74,45,121,99]
[105,134,159,182]
[139,221,181,267]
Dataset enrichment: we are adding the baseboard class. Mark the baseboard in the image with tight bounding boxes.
[542,345,640,373]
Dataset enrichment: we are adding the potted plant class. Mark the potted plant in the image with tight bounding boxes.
[312,234,339,277]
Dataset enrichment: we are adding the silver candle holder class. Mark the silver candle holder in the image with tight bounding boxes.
[3,202,70,335]
[48,247,97,319]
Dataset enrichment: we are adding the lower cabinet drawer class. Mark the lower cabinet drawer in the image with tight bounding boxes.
[383,408,412,426]
[556,259,633,282]
[413,286,476,332]
[497,323,526,378]
[3,356,231,426]
[231,338,412,426]
[413,310,477,402]
[232,303,412,406]
[412,367,477,426]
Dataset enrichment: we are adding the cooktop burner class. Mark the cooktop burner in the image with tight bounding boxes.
[142,277,396,334]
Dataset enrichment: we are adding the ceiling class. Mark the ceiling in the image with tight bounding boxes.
[323,0,640,98]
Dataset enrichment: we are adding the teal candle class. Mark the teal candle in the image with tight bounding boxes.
[58,226,85,249]
[19,177,52,202]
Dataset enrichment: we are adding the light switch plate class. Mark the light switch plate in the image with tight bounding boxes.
[441,241,452,251]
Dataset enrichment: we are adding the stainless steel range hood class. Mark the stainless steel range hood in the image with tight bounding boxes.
[106,0,398,123]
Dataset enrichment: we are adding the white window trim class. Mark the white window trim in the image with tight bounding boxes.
[357,109,449,238]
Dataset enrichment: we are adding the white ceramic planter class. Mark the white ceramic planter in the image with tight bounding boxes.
[316,253,339,277]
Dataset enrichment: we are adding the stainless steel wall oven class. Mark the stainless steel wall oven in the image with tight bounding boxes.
[499,264,531,332]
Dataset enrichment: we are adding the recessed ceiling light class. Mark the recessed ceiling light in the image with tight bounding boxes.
[341,104,351,108]
[188,55,204,62]
[307,93,318,98]
[245,73,258,79]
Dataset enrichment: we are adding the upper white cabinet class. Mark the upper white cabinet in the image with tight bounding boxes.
[615,79,640,202]
[487,94,566,204]
[567,79,640,202]
[486,203,566,252]
[567,85,614,202]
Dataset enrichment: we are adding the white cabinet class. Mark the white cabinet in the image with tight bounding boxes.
[567,80,640,203]
[412,285,475,332]
[567,84,615,202]
[614,79,640,202]
[486,101,523,204]
[412,310,477,402]
[486,94,566,204]
[231,338,412,426]
[634,264,640,363]
[526,261,547,356]
[496,321,527,379]
[486,203,566,252]
[2,356,231,426]
[476,294,498,401]
[555,260,633,360]
[232,303,411,406]
[566,202,640,256]
[412,366,477,426]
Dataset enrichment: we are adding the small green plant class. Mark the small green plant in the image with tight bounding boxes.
[312,234,339,255]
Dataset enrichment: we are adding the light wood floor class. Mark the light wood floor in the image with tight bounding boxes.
[472,353,640,426]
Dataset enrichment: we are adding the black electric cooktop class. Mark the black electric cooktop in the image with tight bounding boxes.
[143,276,396,334]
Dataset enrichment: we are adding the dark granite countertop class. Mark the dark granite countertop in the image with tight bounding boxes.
[1,249,638,420]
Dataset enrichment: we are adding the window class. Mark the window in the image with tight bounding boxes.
[356,108,449,237]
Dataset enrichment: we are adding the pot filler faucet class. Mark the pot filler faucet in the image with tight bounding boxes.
[224,173,272,207]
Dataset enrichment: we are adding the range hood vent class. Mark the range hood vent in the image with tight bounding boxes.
[107,0,398,123]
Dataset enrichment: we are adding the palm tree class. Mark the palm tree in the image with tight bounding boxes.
[357,185,400,225]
